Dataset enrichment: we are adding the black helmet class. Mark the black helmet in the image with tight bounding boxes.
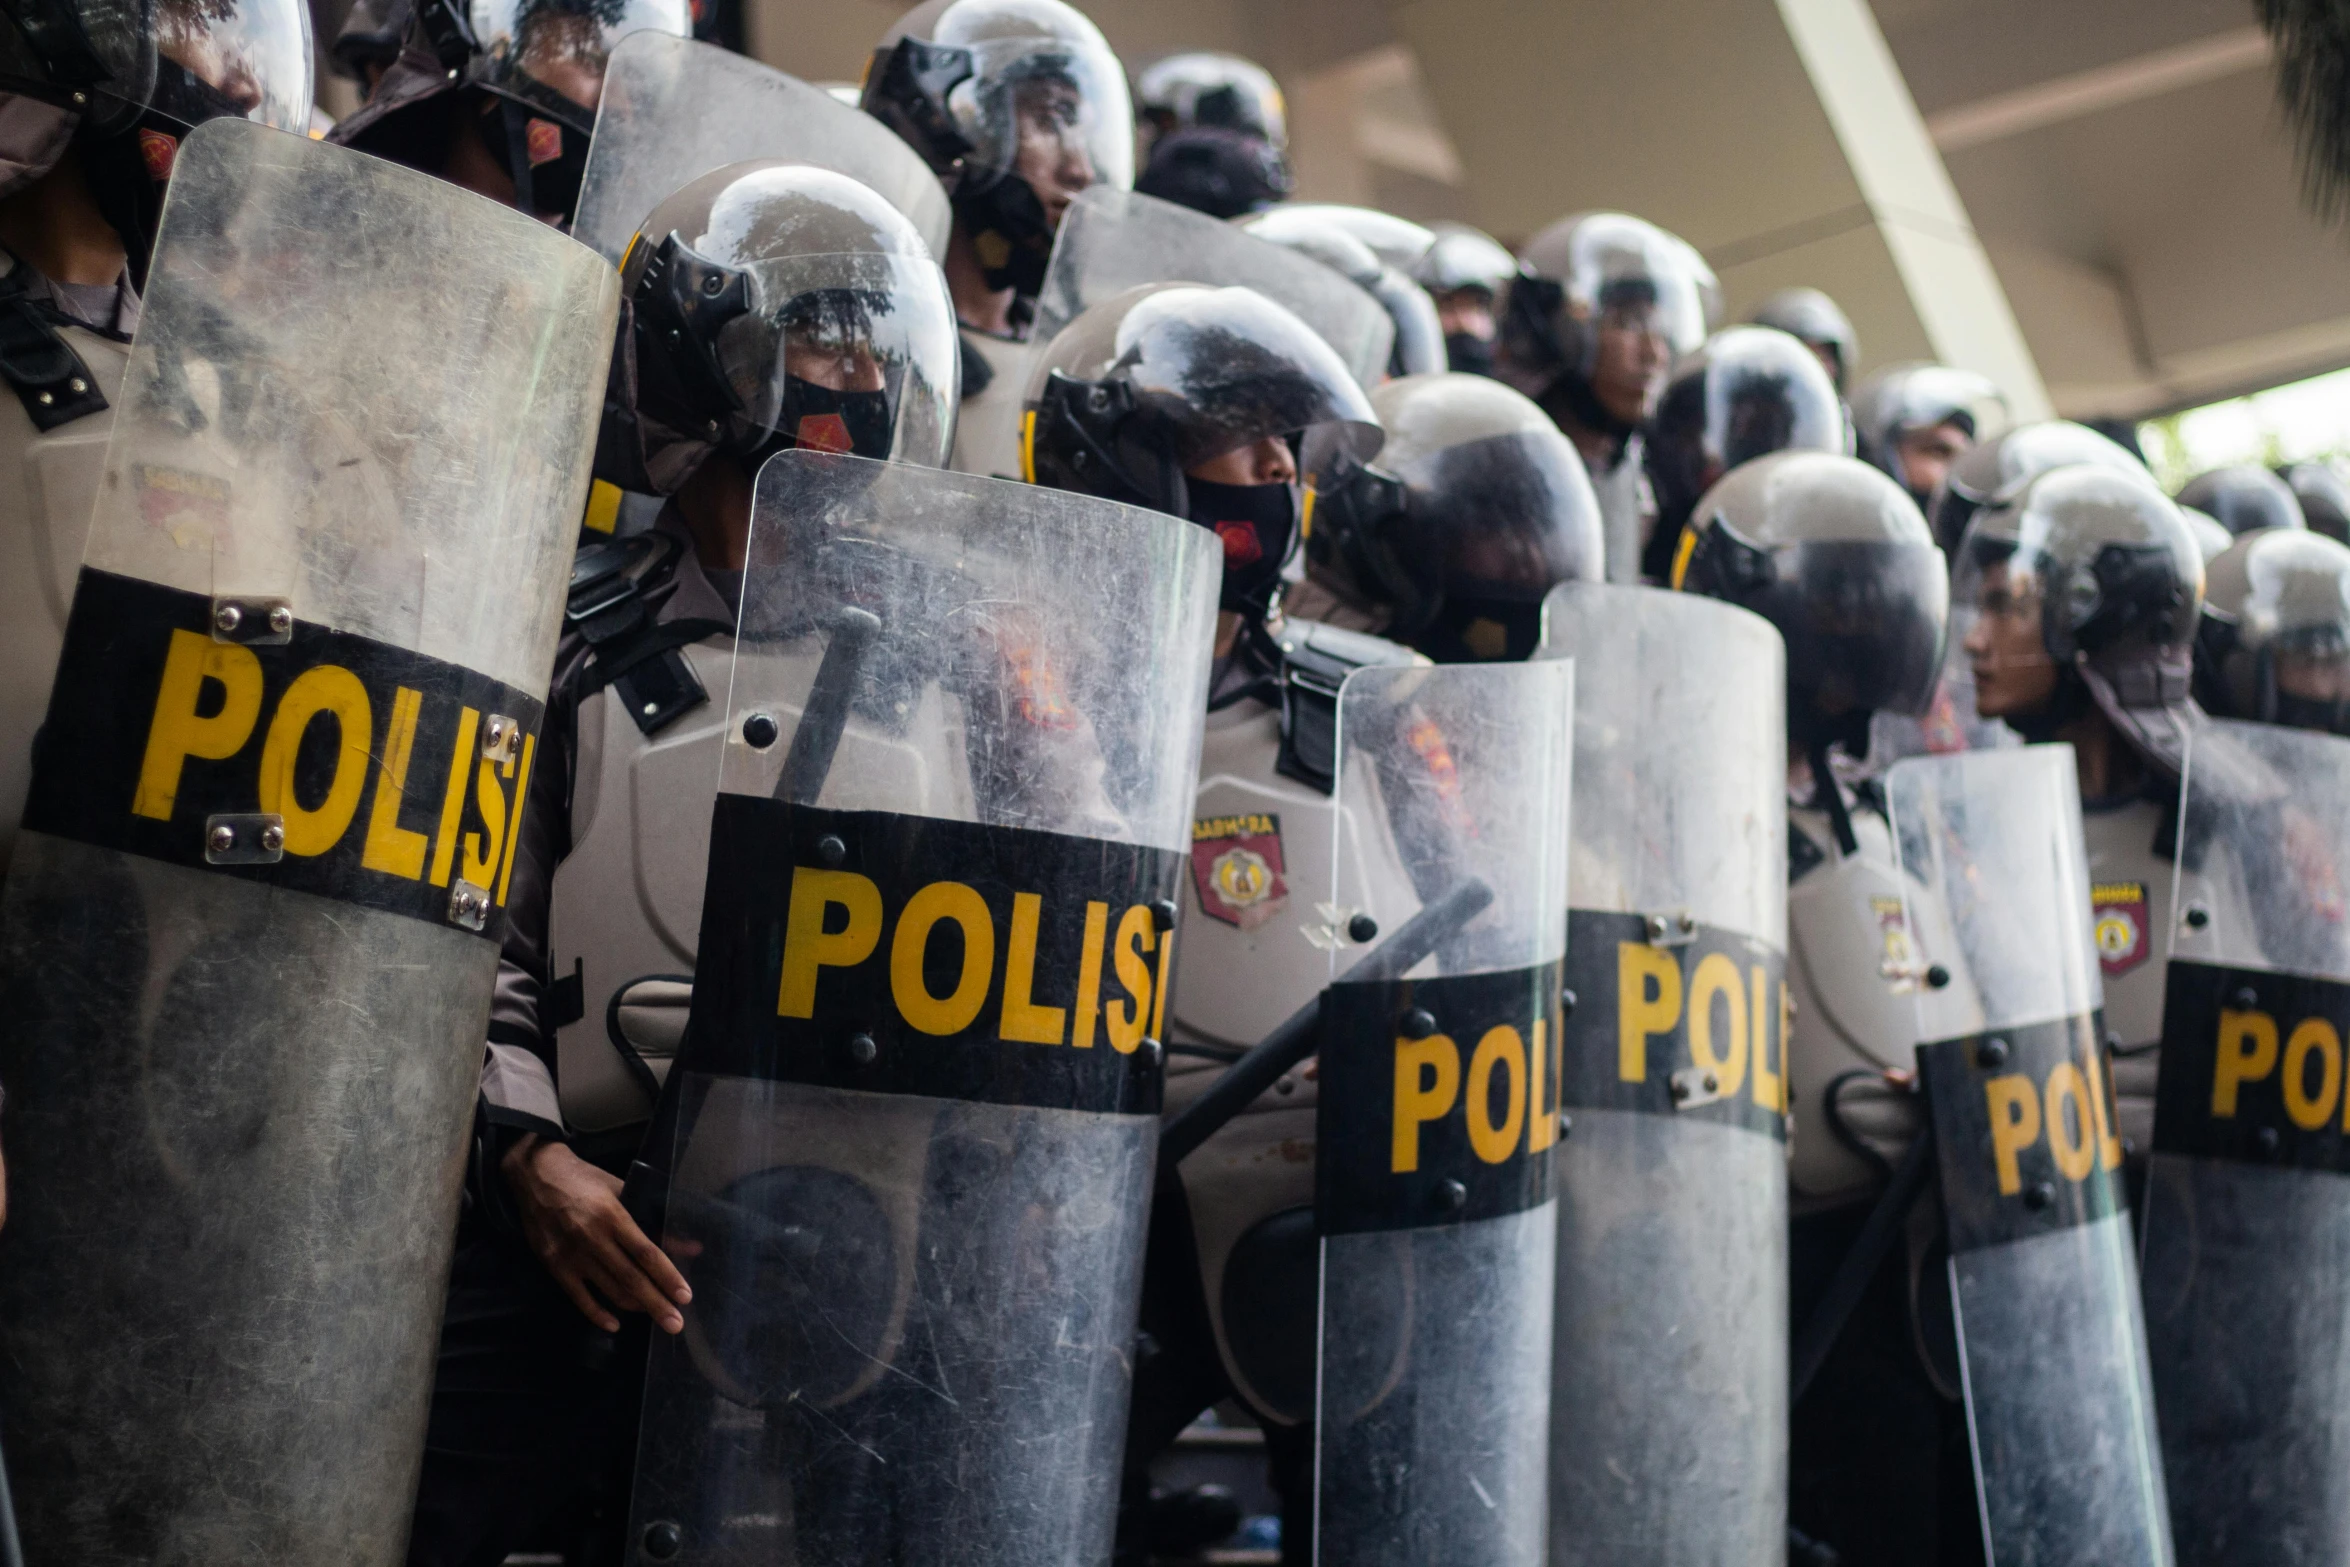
[0,0,313,280]
[2177,464,2306,538]
[1643,325,1846,581]
[1135,50,1285,148]
[1133,124,1288,218]
[2196,526,2350,736]
[1674,450,1947,756]
[1847,361,2004,505]
[1500,211,1716,435]
[2279,460,2350,545]
[1310,372,1601,662]
[1956,465,2203,777]
[1931,418,2148,555]
[1022,281,1381,615]
[331,0,688,220]
[861,0,1131,297]
[1746,286,1857,393]
[1239,205,1445,378]
[611,160,959,491]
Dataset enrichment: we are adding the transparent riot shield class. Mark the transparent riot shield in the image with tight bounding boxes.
[2144,718,2350,1564]
[1031,186,1395,386]
[1889,745,2174,1566]
[1532,582,1790,1565]
[574,31,953,262]
[622,449,1219,1566]
[0,121,616,1562]
[1312,657,1575,1566]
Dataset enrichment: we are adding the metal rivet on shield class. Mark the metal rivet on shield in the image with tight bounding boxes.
[1348,913,1378,943]
[849,1032,877,1065]
[1436,1179,1467,1213]
[1139,1037,1165,1068]
[741,712,779,748]
[1647,914,1670,939]
[212,602,242,635]
[266,605,293,636]
[207,822,236,855]
[448,881,489,931]
[1926,965,1951,990]
[2232,986,2259,1011]
[259,822,284,853]
[2256,1126,2282,1158]
[816,834,847,868]
[1150,898,1178,933]
[1677,912,1696,934]
[34,391,50,406]
[641,1520,683,1561]
[2183,904,2211,930]
[1976,1037,2009,1069]
[2024,1181,2055,1211]
[68,378,86,395]
[1401,1008,1437,1040]
[1559,987,1577,1018]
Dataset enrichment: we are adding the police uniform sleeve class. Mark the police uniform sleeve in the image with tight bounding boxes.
[477,639,589,1140]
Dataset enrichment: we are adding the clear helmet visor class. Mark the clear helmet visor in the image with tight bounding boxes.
[50,0,315,136]
[722,251,959,468]
[950,33,1133,194]
[469,0,690,120]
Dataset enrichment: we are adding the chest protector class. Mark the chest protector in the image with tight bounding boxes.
[0,316,125,874]
[1164,617,1421,1424]
[950,330,1036,482]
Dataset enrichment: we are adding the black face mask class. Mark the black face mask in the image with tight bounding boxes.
[1444,332,1496,378]
[766,378,897,462]
[1414,596,1542,663]
[953,172,1056,297]
[1187,476,1297,616]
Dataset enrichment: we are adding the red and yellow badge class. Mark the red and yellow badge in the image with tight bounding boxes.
[1191,811,1288,930]
[138,128,178,183]
[525,116,565,168]
[2091,881,2149,976]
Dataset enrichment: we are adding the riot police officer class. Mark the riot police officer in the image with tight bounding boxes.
[861,0,1131,472]
[1929,417,2148,557]
[1750,284,1858,394]
[1020,280,1409,1563]
[1298,369,1603,659]
[0,0,313,881]
[327,0,691,222]
[1498,211,1716,583]
[1957,466,2205,1146]
[1672,449,1960,1562]
[1411,221,1519,376]
[2176,462,2306,537]
[409,159,959,1567]
[1642,323,1847,582]
[1849,361,2004,514]
[2196,524,2350,735]
[1132,50,1289,218]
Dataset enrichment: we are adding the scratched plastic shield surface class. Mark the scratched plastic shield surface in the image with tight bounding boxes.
[1313,658,1574,1566]
[2144,718,2350,1565]
[574,31,952,263]
[0,119,615,1563]
[622,450,1218,1565]
[1889,746,2172,1567]
[1532,582,1789,1566]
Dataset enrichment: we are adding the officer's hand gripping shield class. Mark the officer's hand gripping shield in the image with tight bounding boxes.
[1532,582,1791,1565]
[1312,656,1575,1566]
[623,449,1219,1566]
[1887,744,2174,1566]
[0,120,617,1561]
[2145,717,2350,1564]
[573,32,953,264]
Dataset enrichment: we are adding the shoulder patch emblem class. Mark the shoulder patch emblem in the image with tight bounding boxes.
[2092,881,2149,977]
[1191,812,1288,930]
